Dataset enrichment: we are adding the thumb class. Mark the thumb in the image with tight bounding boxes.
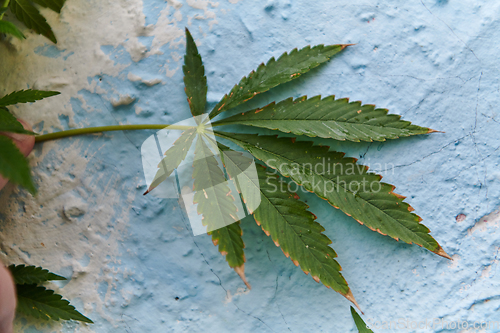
[0,265,16,333]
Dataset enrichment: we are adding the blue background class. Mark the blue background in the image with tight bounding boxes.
[1,0,500,332]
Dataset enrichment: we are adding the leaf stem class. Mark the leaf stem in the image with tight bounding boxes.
[35,124,194,143]
[0,0,10,20]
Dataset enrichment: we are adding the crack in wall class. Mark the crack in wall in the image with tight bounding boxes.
[266,250,292,332]
[178,204,276,333]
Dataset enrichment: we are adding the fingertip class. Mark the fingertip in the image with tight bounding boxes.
[19,134,35,157]
[0,265,16,333]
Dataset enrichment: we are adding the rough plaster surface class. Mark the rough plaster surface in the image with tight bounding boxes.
[1,0,500,332]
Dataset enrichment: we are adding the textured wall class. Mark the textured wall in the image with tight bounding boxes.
[1,0,500,332]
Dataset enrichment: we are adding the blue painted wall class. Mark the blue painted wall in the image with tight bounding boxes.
[1,1,500,332]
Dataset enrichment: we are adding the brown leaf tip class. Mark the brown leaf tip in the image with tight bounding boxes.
[436,247,452,260]
[427,128,445,134]
[234,265,251,289]
[341,44,356,51]
[345,289,363,314]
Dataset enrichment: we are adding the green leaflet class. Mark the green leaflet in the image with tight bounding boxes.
[217,142,261,215]
[213,95,434,142]
[209,44,349,119]
[217,143,357,304]
[254,165,359,304]
[208,223,248,287]
[0,110,37,135]
[0,89,60,107]
[215,132,450,259]
[9,0,56,43]
[144,128,197,195]
[11,265,91,324]
[183,28,207,117]
[0,136,36,194]
[0,20,26,39]
[351,306,374,333]
[9,264,66,285]
[32,0,65,13]
[0,89,59,194]
[192,135,249,287]
[16,284,93,323]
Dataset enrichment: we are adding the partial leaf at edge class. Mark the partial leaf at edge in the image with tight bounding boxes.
[9,0,57,43]
[0,20,26,39]
[8,264,66,285]
[209,43,350,119]
[213,95,435,142]
[0,89,60,107]
[192,136,249,288]
[32,0,66,13]
[0,136,36,194]
[183,28,207,117]
[215,131,450,259]
[351,307,374,333]
[16,284,93,323]
[0,111,37,135]
[144,128,197,195]
[254,164,359,306]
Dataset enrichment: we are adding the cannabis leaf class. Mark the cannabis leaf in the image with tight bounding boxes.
[183,28,207,117]
[209,223,248,287]
[213,95,436,142]
[0,89,60,107]
[0,110,36,135]
[351,306,374,333]
[215,132,450,259]
[31,0,65,13]
[218,141,355,301]
[16,284,93,323]
[8,264,66,285]
[209,44,350,119]
[0,89,59,194]
[9,0,62,43]
[217,143,261,215]
[254,165,360,306]
[0,136,36,193]
[31,29,450,312]
[8,264,92,324]
[0,19,25,39]
[144,128,197,195]
[192,135,249,288]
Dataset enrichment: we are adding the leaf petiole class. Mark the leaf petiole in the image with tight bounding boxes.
[35,124,194,143]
